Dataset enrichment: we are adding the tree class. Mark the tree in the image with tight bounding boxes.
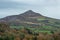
[20,33,25,40]
[32,36,37,40]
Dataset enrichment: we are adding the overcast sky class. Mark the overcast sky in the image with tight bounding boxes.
[0,0,60,19]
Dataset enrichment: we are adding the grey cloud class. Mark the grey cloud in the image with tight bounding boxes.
[0,0,59,9]
[0,1,30,9]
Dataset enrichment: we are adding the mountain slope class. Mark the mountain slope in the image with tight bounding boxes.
[0,10,60,31]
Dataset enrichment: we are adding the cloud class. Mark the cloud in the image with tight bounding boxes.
[0,0,59,9]
[12,0,59,6]
[0,0,60,19]
[0,0,59,10]
[0,1,31,9]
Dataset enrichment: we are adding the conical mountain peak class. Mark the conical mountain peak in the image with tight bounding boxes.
[24,10,35,14]
[26,10,33,12]
[20,10,42,17]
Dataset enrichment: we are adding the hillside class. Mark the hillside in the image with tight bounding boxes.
[0,10,60,32]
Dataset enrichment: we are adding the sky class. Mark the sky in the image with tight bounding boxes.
[0,0,60,19]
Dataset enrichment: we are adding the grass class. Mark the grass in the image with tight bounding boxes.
[37,18,46,21]
[10,26,52,34]
[10,26,24,29]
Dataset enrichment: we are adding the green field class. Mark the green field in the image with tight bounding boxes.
[10,26,53,34]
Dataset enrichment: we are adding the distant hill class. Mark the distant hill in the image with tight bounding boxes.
[0,10,44,25]
[0,10,60,31]
[0,10,42,21]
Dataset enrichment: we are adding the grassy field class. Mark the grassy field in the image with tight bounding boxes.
[10,26,52,34]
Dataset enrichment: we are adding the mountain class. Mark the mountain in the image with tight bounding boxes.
[0,10,42,21]
[0,10,44,24]
[0,10,60,31]
[20,10,42,17]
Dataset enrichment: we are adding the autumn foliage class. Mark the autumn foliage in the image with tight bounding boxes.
[0,23,60,40]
